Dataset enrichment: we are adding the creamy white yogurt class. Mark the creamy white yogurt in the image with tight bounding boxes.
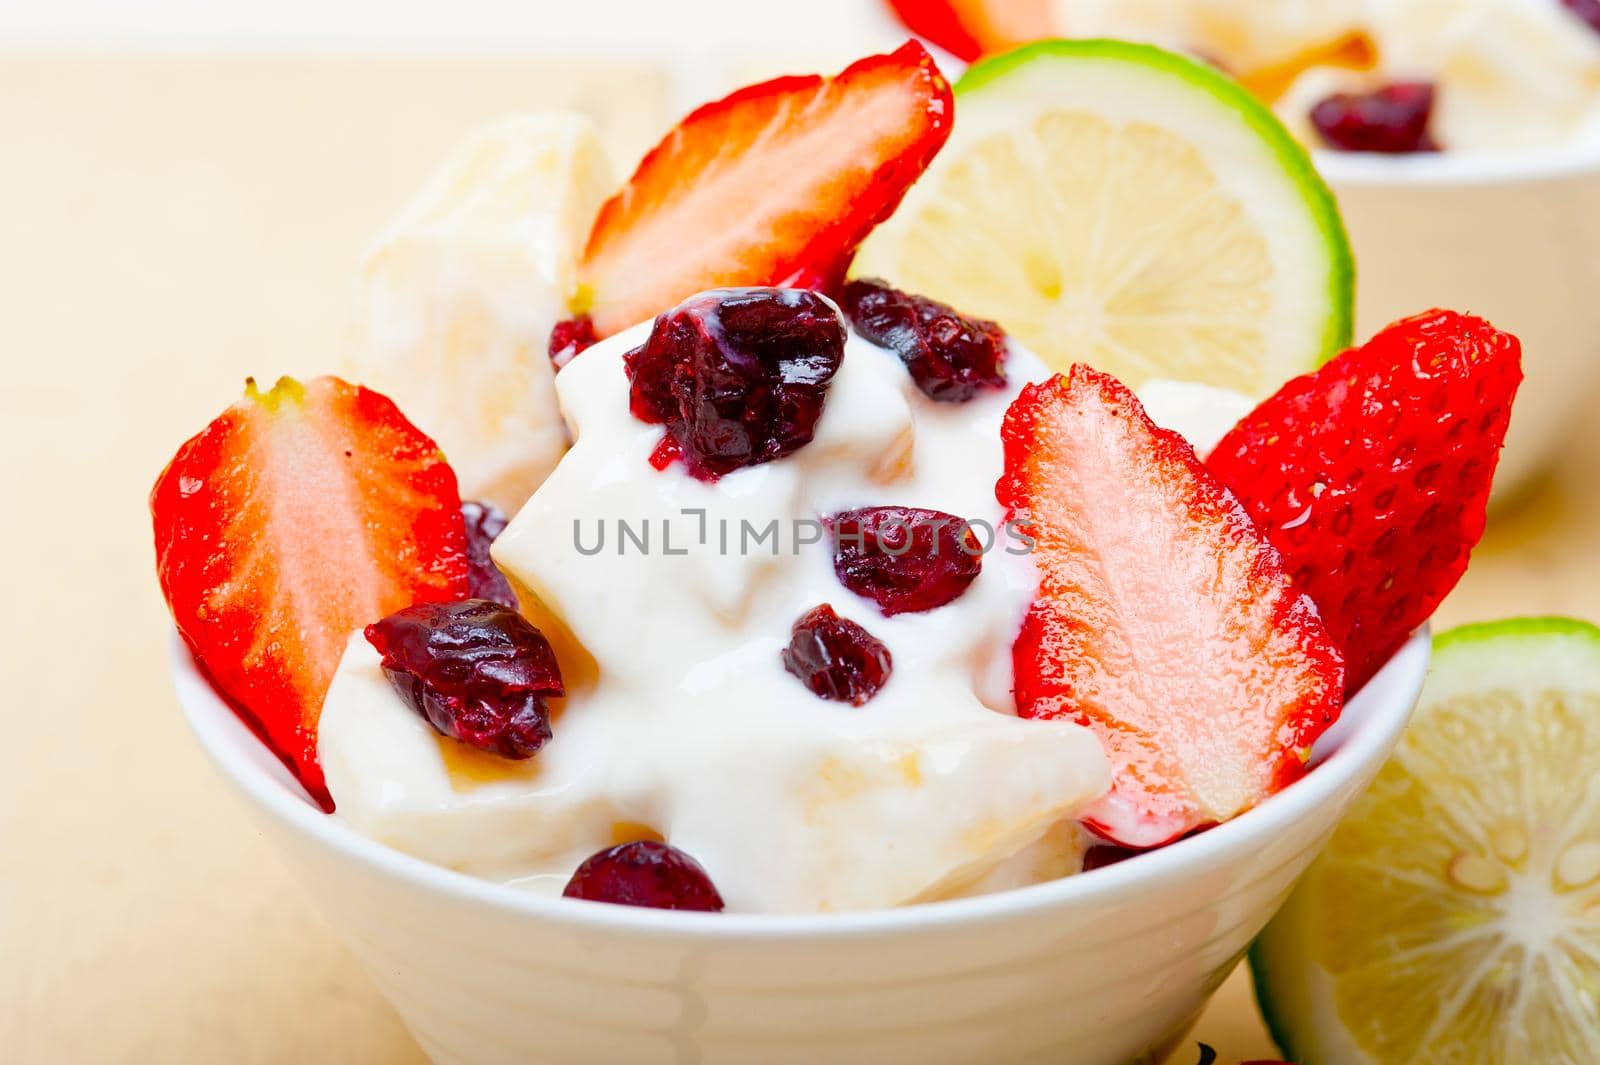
[320,304,1252,912]
[1137,378,1258,458]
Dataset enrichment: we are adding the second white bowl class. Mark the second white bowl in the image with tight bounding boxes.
[1319,147,1600,500]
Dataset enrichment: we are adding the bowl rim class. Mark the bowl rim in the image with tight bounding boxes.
[174,626,1428,941]
[1312,141,1600,186]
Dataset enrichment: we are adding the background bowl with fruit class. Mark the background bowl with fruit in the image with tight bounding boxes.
[1317,147,1600,499]
[887,0,1600,499]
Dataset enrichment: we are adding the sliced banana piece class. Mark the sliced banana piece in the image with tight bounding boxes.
[345,113,612,513]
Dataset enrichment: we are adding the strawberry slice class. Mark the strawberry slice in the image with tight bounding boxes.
[575,41,953,338]
[999,366,1344,848]
[1209,309,1522,693]
[152,377,470,806]
[883,0,1054,61]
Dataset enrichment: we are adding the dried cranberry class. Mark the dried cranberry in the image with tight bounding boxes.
[840,279,1007,402]
[1563,0,1600,36]
[548,315,597,370]
[562,840,725,911]
[781,604,892,706]
[460,500,517,609]
[624,288,845,481]
[364,599,564,759]
[829,506,982,616]
[1310,82,1439,154]
[1081,844,1141,872]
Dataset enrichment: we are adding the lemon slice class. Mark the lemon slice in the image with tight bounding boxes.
[1252,618,1600,1064]
[851,39,1353,395]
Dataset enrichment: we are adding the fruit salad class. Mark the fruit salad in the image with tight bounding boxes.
[888,0,1600,154]
[153,41,1522,914]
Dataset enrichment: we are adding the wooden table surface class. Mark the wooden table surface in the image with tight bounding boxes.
[4,54,1597,1065]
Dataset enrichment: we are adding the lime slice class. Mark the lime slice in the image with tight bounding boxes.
[851,39,1353,395]
[1252,618,1600,1064]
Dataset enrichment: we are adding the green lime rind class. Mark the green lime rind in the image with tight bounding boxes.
[1249,916,1311,1065]
[1249,616,1600,1064]
[957,38,1355,366]
[1432,615,1600,654]
[1420,615,1600,706]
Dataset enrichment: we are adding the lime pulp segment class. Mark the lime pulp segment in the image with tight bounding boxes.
[851,39,1353,397]
[1252,618,1600,1065]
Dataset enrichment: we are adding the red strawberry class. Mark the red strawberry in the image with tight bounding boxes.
[576,41,953,337]
[152,376,470,806]
[1209,310,1522,693]
[882,0,1054,61]
[999,366,1344,848]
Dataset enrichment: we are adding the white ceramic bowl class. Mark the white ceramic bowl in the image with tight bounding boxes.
[174,629,1429,1065]
[1316,146,1600,500]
